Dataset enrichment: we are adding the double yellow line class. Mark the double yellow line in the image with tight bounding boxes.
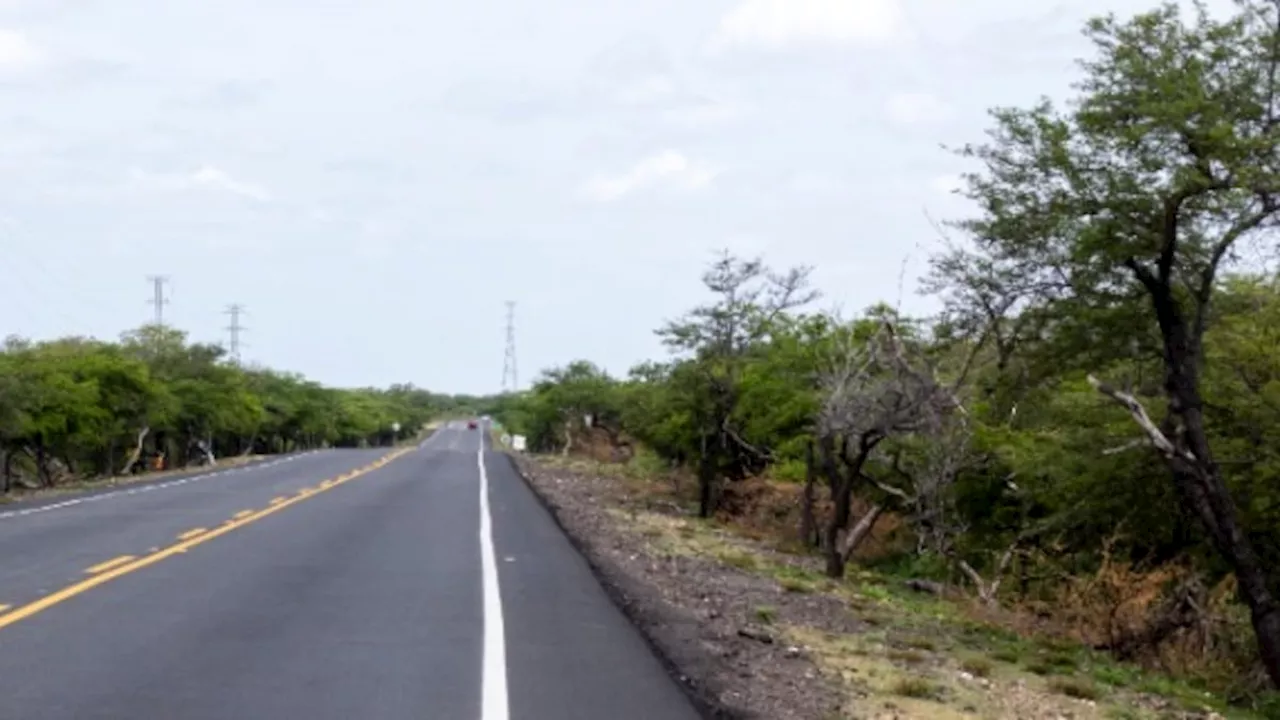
[0,447,414,632]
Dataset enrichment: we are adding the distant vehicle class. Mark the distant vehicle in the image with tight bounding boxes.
[467,420,478,430]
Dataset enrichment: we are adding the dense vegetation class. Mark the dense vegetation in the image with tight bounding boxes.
[0,324,476,490]
[495,0,1280,702]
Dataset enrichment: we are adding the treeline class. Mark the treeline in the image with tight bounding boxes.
[0,324,468,490]
[495,0,1280,700]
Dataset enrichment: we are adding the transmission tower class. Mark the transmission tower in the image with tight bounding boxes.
[224,303,248,364]
[501,301,518,393]
[146,275,170,326]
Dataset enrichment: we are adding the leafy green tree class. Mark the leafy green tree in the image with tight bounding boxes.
[931,0,1280,684]
[658,251,818,517]
[502,361,622,454]
[0,324,465,486]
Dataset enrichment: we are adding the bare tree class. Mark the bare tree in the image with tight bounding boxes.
[815,315,961,577]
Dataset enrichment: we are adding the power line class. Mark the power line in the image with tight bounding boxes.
[146,275,170,326]
[502,301,518,393]
[224,303,248,364]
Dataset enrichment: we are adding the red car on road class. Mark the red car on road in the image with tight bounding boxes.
[467,420,478,430]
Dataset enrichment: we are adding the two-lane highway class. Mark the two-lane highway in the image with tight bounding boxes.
[0,425,701,719]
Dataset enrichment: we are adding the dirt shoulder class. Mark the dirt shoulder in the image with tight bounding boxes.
[0,453,274,507]
[507,452,1252,720]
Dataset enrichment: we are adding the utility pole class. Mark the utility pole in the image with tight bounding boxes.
[146,275,170,326]
[224,303,248,364]
[502,301,518,393]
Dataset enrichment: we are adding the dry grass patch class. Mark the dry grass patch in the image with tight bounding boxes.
[787,626,982,719]
[539,456,1268,719]
[1050,676,1104,701]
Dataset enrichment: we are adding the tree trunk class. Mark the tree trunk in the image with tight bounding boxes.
[800,441,817,548]
[34,439,51,488]
[1150,283,1280,688]
[561,420,573,457]
[839,503,885,562]
[120,426,150,476]
[697,443,712,519]
[697,431,719,519]
[821,434,880,578]
[822,437,853,577]
[203,434,217,466]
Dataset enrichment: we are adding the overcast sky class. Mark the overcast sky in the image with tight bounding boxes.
[0,0,1231,395]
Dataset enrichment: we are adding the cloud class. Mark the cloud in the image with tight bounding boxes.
[884,92,952,125]
[0,29,42,72]
[580,150,717,202]
[127,165,272,202]
[710,0,903,51]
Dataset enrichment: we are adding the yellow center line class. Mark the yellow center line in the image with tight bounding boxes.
[0,447,414,632]
[177,528,207,541]
[232,510,253,520]
[85,555,137,575]
[0,605,9,613]
[269,496,286,505]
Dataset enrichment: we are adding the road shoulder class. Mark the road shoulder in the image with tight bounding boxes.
[502,452,844,720]
[503,453,1235,720]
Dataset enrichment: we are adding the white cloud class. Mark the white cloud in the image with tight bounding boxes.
[127,165,272,202]
[0,29,42,72]
[710,0,903,51]
[580,150,717,202]
[885,92,952,125]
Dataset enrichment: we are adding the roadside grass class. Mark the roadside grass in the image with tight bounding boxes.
[540,453,1267,719]
[0,453,271,504]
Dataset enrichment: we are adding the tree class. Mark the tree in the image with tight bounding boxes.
[0,326,468,488]
[658,251,818,517]
[931,0,1280,685]
[815,313,961,577]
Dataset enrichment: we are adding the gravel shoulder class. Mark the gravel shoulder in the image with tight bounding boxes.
[508,452,1254,720]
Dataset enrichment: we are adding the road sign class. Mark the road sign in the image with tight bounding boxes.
[512,435,527,452]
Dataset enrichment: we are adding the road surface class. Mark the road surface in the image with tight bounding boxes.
[0,424,701,720]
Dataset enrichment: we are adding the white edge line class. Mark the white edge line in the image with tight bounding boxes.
[0,455,287,522]
[478,433,509,720]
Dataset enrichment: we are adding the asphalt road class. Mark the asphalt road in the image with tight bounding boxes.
[0,424,701,720]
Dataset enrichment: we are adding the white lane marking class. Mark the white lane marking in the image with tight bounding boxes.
[478,433,508,720]
[0,449,335,521]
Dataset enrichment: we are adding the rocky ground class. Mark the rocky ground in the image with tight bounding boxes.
[507,452,1246,720]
